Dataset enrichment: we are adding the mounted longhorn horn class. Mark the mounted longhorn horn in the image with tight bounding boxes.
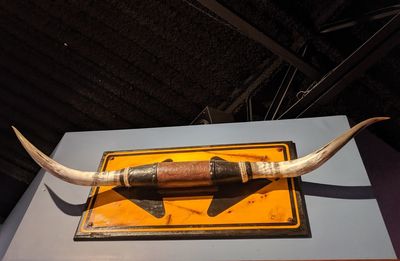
[13,117,389,188]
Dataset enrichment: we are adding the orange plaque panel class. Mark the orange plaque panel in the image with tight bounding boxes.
[75,142,310,240]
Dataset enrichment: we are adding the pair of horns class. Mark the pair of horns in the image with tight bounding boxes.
[12,117,389,188]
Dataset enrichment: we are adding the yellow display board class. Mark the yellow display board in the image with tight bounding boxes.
[75,142,310,240]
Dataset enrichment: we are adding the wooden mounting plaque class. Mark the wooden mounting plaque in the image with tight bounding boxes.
[74,142,310,240]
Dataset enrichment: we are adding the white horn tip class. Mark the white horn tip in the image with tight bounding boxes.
[374,116,390,121]
[12,126,26,144]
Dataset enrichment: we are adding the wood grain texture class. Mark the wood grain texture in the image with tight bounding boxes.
[157,161,212,188]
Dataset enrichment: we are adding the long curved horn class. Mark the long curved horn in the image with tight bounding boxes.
[13,117,389,188]
[250,117,390,179]
[12,127,123,186]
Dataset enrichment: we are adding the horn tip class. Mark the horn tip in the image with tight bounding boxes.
[374,116,390,122]
[11,126,23,138]
[11,125,20,134]
[11,126,28,147]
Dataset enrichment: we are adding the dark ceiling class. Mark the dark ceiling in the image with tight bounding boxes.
[0,0,399,226]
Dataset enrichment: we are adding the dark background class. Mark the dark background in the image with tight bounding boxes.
[0,0,399,253]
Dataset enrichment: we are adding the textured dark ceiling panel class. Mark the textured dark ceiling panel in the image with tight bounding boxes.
[0,0,269,220]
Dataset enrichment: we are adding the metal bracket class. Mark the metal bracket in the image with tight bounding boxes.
[264,44,308,120]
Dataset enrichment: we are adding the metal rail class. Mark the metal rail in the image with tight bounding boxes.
[320,4,400,33]
[278,12,400,119]
[264,44,308,120]
[195,0,321,80]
